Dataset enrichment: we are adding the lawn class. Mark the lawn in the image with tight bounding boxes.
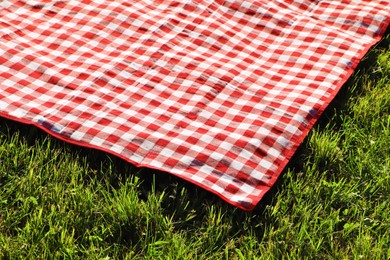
[0,32,389,259]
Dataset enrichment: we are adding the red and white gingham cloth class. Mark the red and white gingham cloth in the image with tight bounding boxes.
[0,0,389,210]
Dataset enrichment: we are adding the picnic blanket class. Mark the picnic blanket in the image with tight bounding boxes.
[1,0,389,210]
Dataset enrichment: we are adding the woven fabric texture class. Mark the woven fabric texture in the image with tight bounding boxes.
[1,0,389,210]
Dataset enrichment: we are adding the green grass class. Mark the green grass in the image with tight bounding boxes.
[0,33,389,259]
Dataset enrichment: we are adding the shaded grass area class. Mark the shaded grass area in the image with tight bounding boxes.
[0,34,389,258]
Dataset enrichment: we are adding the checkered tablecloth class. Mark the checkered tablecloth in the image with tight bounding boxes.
[1,0,389,210]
